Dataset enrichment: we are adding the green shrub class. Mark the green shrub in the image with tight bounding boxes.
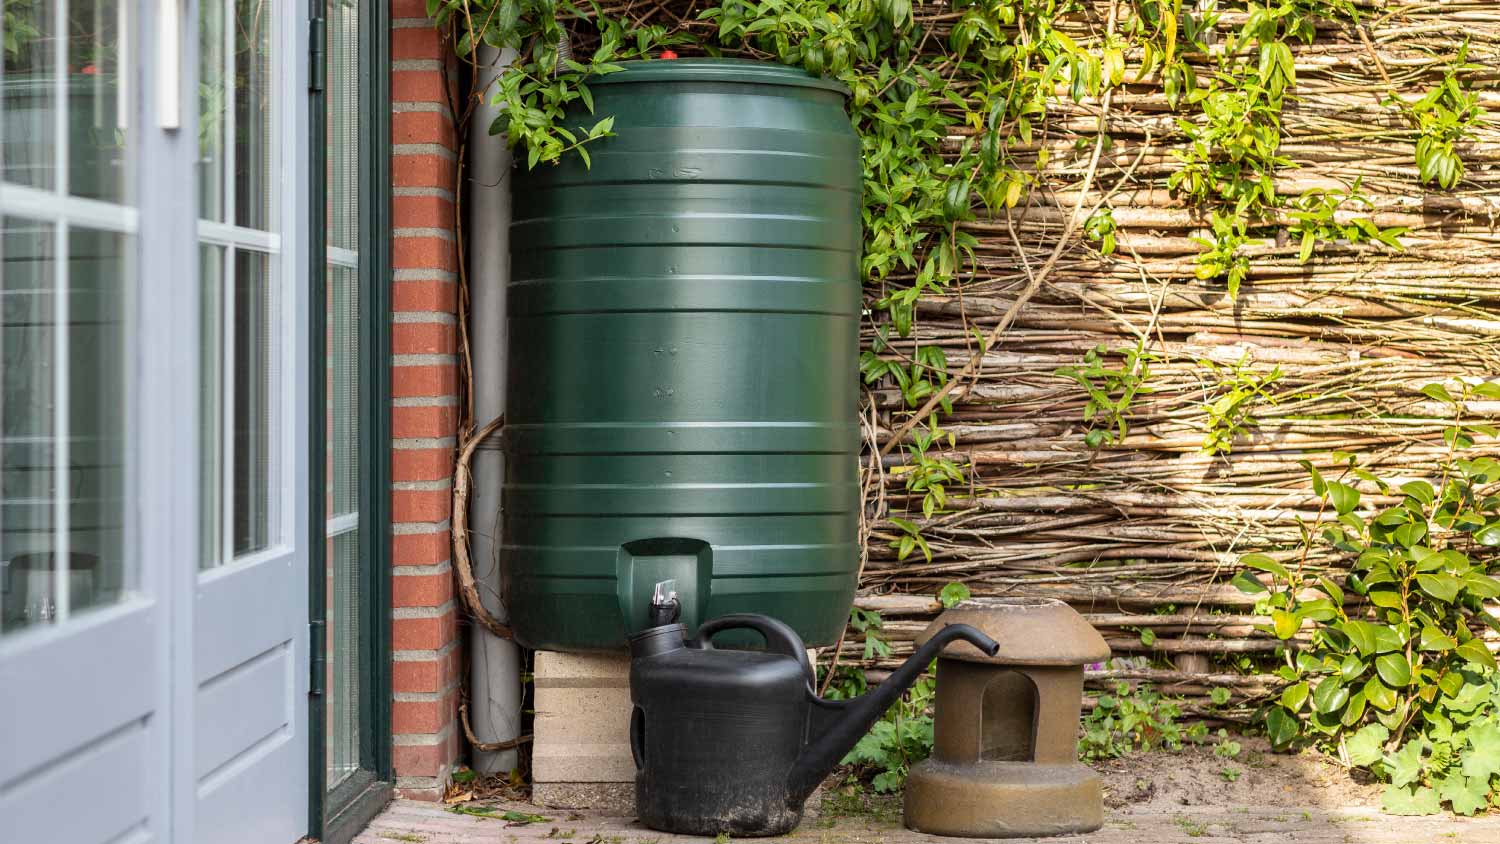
[841,674,936,793]
[1240,380,1500,814]
[1078,682,1205,761]
[831,582,969,792]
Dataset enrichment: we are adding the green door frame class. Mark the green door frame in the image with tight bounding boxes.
[308,0,394,839]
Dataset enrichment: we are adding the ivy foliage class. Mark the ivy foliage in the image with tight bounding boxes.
[1238,381,1500,814]
[428,3,1496,809]
[427,0,1484,511]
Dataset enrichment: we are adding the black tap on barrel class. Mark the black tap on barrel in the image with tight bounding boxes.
[627,611,999,836]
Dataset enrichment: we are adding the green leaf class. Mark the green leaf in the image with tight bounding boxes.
[1312,677,1349,715]
[1340,620,1379,655]
[1372,625,1404,654]
[1438,775,1489,816]
[1381,785,1441,816]
[938,581,971,609]
[1400,480,1435,505]
[1395,521,1429,549]
[1272,609,1301,640]
[1462,572,1500,598]
[1375,652,1413,687]
[1416,572,1461,603]
[1419,626,1456,652]
[1327,481,1360,515]
[1475,522,1500,547]
[1317,576,1345,607]
[1242,553,1289,580]
[1345,723,1389,767]
[1460,722,1500,780]
[1420,383,1455,404]
[1210,687,1231,706]
[1231,570,1268,594]
[1281,681,1310,712]
[1339,654,1367,682]
[1341,690,1368,726]
[1456,639,1497,671]
[1265,706,1298,748]
[1364,676,1398,711]
[1385,740,1425,788]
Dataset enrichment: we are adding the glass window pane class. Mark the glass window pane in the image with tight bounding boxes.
[231,249,272,557]
[327,0,358,252]
[1,217,57,632]
[0,218,130,633]
[1,0,58,188]
[198,0,226,221]
[67,1,129,202]
[326,529,360,788]
[234,0,273,230]
[329,264,358,515]
[66,227,127,616]
[199,244,224,568]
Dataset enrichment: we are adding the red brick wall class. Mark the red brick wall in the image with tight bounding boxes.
[390,0,463,802]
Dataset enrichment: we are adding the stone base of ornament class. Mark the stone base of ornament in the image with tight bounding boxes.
[904,759,1104,838]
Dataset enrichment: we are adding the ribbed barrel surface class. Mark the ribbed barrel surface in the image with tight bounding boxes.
[503,59,862,651]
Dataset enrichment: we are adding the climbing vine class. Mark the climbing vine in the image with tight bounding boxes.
[428,0,1484,542]
[429,0,1498,808]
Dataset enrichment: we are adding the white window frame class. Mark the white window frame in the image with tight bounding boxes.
[0,0,139,630]
[196,0,295,569]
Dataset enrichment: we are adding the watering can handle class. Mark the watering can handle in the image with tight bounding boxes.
[692,613,815,686]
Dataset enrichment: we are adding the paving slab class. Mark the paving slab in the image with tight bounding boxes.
[354,798,1500,844]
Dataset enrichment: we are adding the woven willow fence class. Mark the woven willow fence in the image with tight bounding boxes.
[833,2,1500,713]
[559,1,1500,714]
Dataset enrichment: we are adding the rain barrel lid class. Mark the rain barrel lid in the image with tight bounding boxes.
[588,57,849,96]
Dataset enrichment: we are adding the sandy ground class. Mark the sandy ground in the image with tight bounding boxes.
[1093,735,1382,811]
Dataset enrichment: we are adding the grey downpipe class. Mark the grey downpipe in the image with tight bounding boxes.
[467,43,523,775]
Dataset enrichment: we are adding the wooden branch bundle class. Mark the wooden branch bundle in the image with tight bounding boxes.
[843,2,1500,693]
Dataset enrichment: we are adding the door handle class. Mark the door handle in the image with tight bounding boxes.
[156,0,182,129]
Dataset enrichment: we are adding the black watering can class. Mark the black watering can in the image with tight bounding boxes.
[627,592,999,836]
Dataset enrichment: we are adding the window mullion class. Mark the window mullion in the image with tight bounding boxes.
[223,0,236,228]
[52,220,70,623]
[0,186,140,233]
[220,249,236,565]
[52,0,68,198]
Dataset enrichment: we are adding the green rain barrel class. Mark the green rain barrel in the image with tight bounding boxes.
[503,59,862,651]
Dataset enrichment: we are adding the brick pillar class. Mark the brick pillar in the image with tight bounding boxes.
[389,0,463,802]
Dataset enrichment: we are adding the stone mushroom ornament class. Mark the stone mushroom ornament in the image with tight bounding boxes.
[903,597,1111,838]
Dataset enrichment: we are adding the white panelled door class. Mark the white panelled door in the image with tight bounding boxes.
[0,1,312,843]
[192,0,310,840]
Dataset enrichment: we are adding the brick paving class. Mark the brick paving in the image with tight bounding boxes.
[355,798,1500,844]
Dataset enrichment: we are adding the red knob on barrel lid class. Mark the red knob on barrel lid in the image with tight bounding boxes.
[659,50,678,60]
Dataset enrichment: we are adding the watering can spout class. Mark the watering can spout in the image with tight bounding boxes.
[786,622,998,805]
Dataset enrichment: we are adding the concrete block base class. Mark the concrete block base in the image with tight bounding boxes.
[532,651,635,811]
